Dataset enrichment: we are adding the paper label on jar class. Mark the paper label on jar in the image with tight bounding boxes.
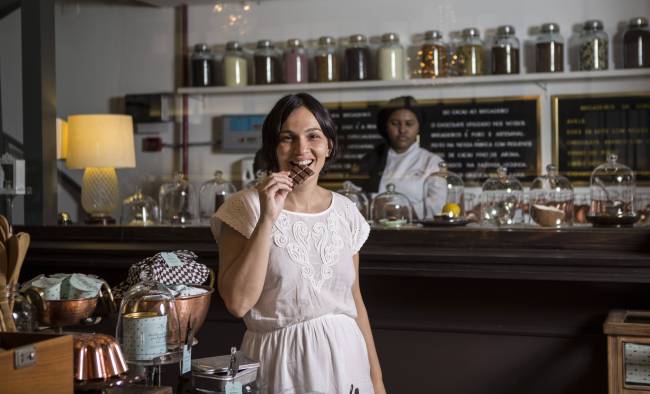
[122,313,168,361]
[161,252,184,267]
[225,382,243,394]
[182,344,192,374]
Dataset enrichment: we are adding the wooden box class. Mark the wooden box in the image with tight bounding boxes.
[0,332,73,394]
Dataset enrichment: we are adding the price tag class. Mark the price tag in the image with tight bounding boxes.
[161,252,184,267]
[225,382,243,394]
[181,344,191,374]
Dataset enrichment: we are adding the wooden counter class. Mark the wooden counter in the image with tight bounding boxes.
[16,225,650,393]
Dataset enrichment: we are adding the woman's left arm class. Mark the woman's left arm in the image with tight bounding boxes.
[352,253,386,394]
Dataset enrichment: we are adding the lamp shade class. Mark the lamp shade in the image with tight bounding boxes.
[66,114,136,169]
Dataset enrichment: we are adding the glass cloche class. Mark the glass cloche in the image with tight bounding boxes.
[588,154,637,226]
[337,181,370,219]
[121,187,159,226]
[422,161,465,221]
[116,281,181,365]
[159,172,198,225]
[370,183,412,228]
[529,164,574,227]
[480,166,523,226]
[199,171,237,224]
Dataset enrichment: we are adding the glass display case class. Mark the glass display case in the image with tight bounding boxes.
[529,164,574,227]
[422,161,465,223]
[480,166,523,226]
[159,172,198,225]
[121,187,158,226]
[588,154,637,226]
[199,171,237,224]
[337,181,370,219]
[370,183,412,228]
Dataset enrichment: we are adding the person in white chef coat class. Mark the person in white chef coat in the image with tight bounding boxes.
[360,96,444,219]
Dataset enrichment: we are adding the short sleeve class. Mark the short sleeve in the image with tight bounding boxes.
[339,195,371,254]
[210,189,260,240]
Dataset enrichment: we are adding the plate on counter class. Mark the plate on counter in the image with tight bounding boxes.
[418,216,471,227]
[586,214,638,227]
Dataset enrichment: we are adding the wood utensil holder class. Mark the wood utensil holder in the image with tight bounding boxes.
[604,310,650,393]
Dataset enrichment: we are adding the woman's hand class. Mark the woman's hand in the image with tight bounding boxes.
[256,171,293,222]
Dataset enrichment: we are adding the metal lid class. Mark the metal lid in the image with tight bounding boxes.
[193,43,211,53]
[424,30,443,40]
[256,39,273,49]
[583,20,604,31]
[497,25,515,36]
[318,36,335,46]
[541,23,560,34]
[349,34,367,44]
[629,17,649,29]
[286,38,303,48]
[226,41,242,51]
[381,32,400,43]
[462,28,480,38]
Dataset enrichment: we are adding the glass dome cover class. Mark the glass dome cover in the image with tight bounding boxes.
[480,166,523,226]
[199,170,237,224]
[370,183,412,227]
[121,187,158,226]
[116,281,181,364]
[159,172,198,225]
[588,154,637,222]
[422,161,465,220]
[529,164,574,227]
[337,181,370,219]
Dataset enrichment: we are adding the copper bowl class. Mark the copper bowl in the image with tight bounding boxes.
[73,333,128,381]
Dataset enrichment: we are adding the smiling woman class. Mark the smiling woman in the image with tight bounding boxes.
[210,93,386,394]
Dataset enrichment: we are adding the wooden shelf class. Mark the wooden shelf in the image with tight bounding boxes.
[177,68,650,96]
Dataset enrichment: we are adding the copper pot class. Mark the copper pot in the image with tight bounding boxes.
[73,333,128,381]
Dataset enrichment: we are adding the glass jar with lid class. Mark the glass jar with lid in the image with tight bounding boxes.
[315,36,339,83]
[337,181,370,219]
[378,33,405,80]
[284,38,309,84]
[345,34,371,81]
[579,20,608,71]
[116,281,181,364]
[588,154,637,225]
[223,41,247,87]
[422,161,465,221]
[199,170,237,224]
[370,183,412,228]
[419,30,448,78]
[121,187,158,226]
[159,172,198,225]
[480,166,523,226]
[536,23,564,72]
[191,43,216,87]
[254,40,280,85]
[457,28,484,76]
[492,25,520,75]
[624,17,650,69]
[0,284,35,332]
[529,164,574,227]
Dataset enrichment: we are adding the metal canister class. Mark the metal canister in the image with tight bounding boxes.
[121,311,168,361]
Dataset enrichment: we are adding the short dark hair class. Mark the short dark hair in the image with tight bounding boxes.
[376,96,422,142]
[261,93,338,172]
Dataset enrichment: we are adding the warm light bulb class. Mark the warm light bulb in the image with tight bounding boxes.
[213,3,223,12]
[242,2,251,11]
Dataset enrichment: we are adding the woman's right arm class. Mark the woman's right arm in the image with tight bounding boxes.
[217,172,292,318]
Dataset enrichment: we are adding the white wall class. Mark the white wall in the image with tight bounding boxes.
[2,0,648,222]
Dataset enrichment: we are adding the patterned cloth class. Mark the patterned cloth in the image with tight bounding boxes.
[114,250,210,297]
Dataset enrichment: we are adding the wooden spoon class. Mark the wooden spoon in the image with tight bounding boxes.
[0,243,7,287]
[9,233,30,285]
[0,215,10,239]
[0,224,7,245]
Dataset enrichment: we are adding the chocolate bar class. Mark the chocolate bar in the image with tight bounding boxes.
[289,164,314,184]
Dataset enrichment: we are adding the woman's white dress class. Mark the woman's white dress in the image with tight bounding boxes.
[211,188,373,394]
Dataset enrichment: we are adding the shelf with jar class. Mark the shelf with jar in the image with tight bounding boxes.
[177,67,650,95]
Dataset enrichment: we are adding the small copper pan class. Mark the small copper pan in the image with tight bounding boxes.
[73,333,128,381]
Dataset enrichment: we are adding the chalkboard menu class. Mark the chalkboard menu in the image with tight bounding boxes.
[553,94,650,183]
[420,97,540,185]
[323,97,540,186]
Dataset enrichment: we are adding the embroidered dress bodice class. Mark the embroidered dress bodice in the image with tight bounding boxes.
[211,188,370,333]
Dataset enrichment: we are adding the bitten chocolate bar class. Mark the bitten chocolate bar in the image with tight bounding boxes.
[289,164,314,184]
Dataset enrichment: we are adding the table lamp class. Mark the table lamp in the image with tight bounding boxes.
[66,114,136,224]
